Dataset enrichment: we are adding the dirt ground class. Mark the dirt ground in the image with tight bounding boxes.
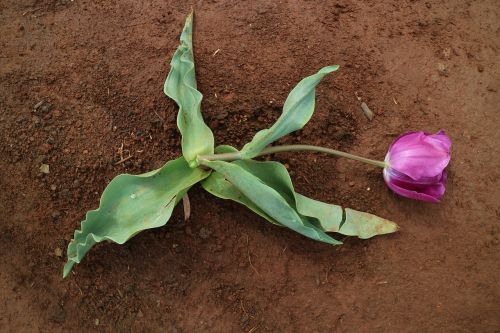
[1,0,499,332]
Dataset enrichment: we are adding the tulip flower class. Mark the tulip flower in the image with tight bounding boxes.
[382,131,451,202]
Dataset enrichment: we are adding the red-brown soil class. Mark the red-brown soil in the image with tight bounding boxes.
[1,1,499,332]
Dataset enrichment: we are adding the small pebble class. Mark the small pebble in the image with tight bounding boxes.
[39,102,52,114]
[442,47,451,59]
[39,164,50,174]
[199,227,211,239]
[33,101,44,110]
[437,62,449,76]
[349,181,355,187]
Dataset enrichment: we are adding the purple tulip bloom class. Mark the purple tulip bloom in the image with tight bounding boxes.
[383,130,451,203]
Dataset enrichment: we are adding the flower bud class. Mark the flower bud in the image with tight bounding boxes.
[383,131,451,203]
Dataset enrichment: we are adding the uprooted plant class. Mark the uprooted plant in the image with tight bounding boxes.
[63,12,451,278]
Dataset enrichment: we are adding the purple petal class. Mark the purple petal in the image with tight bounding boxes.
[432,130,452,150]
[383,169,447,203]
[386,130,451,180]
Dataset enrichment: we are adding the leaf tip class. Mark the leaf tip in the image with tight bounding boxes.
[63,261,74,279]
[321,65,340,73]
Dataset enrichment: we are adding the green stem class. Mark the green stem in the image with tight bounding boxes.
[198,144,386,168]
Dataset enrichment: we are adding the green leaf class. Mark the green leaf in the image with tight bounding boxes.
[236,159,398,238]
[164,12,214,165]
[240,65,339,159]
[294,193,399,239]
[63,157,209,278]
[201,145,280,226]
[201,159,340,245]
[201,145,281,226]
[202,149,398,240]
[201,170,280,226]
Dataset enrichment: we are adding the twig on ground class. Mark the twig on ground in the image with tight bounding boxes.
[22,8,42,16]
[361,102,374,121]
[245,235,259,275]
[240,300,248,315]
[114,142,133,165]
[153,110,164,124]
[248,325,259,333]
[182,193,191,221]
[114,155,132,165]
[354,91,362,101]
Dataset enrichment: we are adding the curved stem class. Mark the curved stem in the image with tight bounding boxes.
[260,145,386,168]
[198,144,386,168]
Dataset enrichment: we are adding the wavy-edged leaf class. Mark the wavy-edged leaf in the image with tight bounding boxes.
[63,157,209,278]
[294,193,398,239]
[240,65,339,159]
[201,159,340,245]
[164,12,214,165]
[202,147,398,240]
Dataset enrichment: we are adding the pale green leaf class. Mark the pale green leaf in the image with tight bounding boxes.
[202,148,398,240]
[294,193,399,239]
[201,159,340,245]
[240,65,339,158]
[201,145,281,226]
[236,159,398,238]
[201,171,281,226]
[164,12,214,165]
[63,157,209,278]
